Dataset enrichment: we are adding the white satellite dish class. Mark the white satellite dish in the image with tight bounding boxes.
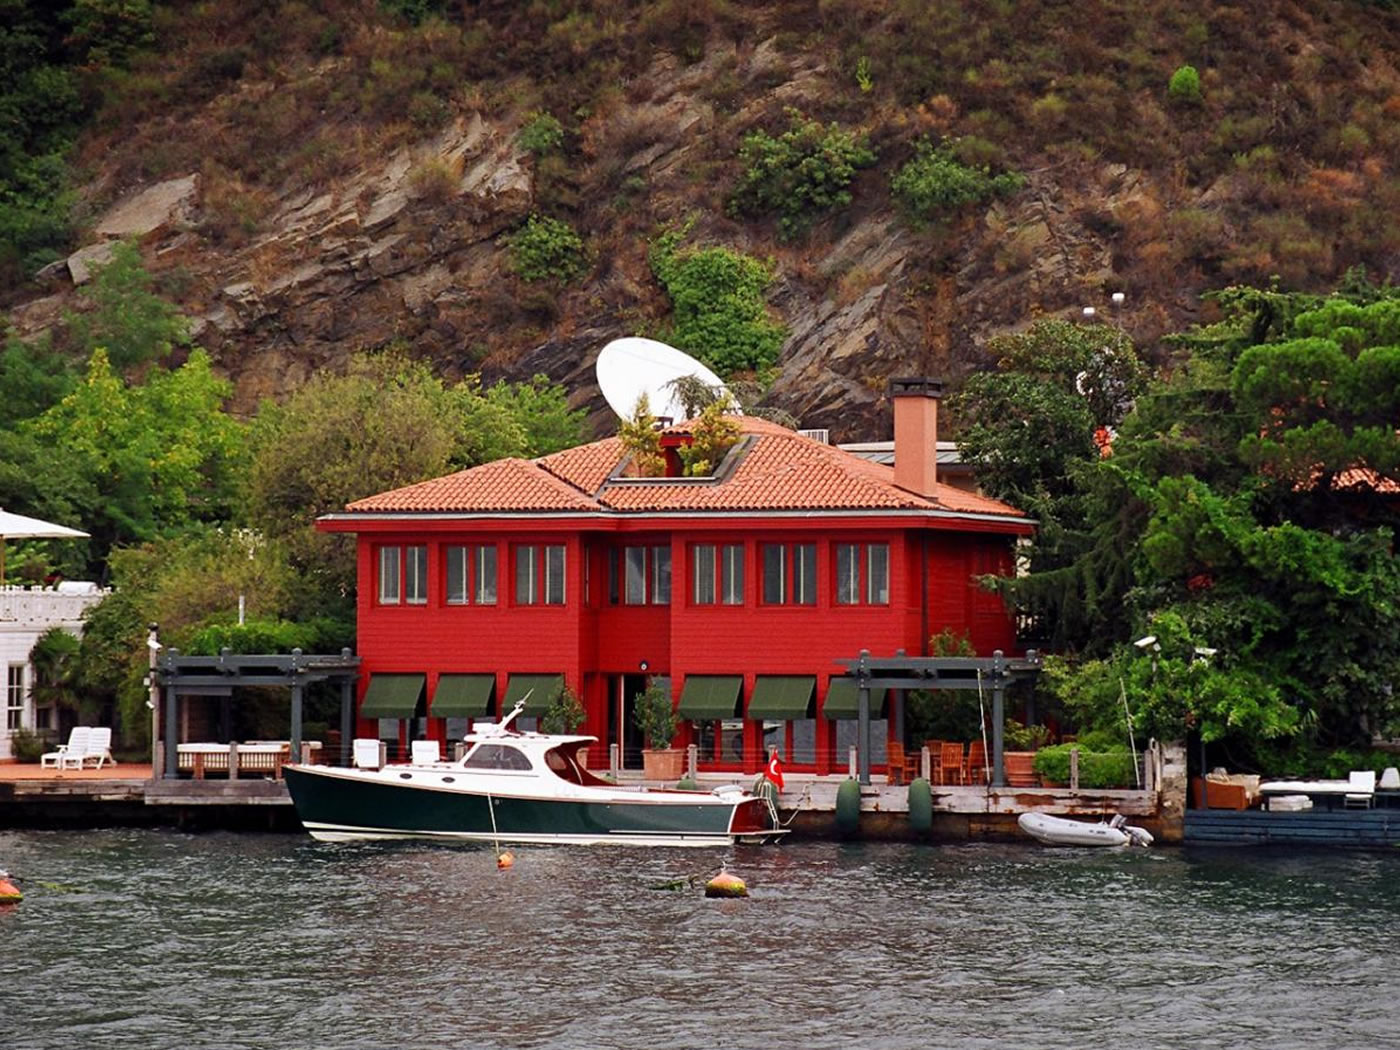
[595,337,736,422]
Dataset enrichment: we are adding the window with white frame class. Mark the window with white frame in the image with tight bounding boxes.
[405,545,428,604]
[835,542,890,605]
[615,546,671,605]
[762,543,817,605]
[378,545,401,604]
[516,545,566,605]
[6,664,24,731]
[446,545,498,605]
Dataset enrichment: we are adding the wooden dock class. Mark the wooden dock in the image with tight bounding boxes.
[0,763,1172,839]
[1184,807,1400,848]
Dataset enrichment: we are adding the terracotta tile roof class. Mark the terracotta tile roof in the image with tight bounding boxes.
[337,417,1027,522]
[537,436,625,494]
[346,458,601,513]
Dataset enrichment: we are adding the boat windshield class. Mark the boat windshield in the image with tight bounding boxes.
[461,744,533,771]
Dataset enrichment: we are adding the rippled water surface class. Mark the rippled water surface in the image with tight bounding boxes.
[3,830,1399,1049]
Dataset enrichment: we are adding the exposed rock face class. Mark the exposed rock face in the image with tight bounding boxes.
[9,39,1182,438]
[94,174,201,240]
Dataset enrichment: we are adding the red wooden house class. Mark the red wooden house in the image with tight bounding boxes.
[317,379,1032,776]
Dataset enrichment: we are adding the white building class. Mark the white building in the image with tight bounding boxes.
[0,582,108,760]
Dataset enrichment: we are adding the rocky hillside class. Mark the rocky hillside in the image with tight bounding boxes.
[9,0,1400,440]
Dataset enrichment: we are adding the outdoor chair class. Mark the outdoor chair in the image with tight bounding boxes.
[76,726,115,769]
[939,741,966,785]
[411,739,441,765]
[886,742,907,786]
[967,739,988,785]
[923,740,945,782]
[41,726,91,769]
[1380,767,1400,791]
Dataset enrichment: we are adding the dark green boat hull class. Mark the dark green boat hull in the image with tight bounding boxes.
[283,766,775,846]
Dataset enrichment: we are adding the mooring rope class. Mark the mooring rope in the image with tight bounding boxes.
[976,668,991,788]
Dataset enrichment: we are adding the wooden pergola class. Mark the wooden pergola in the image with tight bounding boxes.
[835,648,1043,786]
[151,646,360,779]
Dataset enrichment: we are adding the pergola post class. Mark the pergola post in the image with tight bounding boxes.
[163,678,179,779]
[339,661,354,767]
[857,649,872,786]
[991,650,1006,787]
[290,648,304,762]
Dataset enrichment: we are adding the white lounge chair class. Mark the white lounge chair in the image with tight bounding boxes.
[1345,769,1376,808]
[41,726,91,769]
[410,739,440,765]
[352,738,384,770]
[1380,767,1400,791]
[64,726,115,770]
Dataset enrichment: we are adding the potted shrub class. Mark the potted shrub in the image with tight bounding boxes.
[541,686,590,765]
[633,680,683,781]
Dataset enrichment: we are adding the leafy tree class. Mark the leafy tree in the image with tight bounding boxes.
[17,348,245,572]
[76,527,304,746]
[617,392,665,477]
[65,241,191,368]
[483,373,586,456]
[677,396,740,476]
[505,213,587,283]
[1005,281,1400,767]
[649,227,786,377]
[0,328,75,428]
[245,353,577,609]
[728,109,876,240]
[950,320,1148,651]
[891,138,1024,225]
[29,626,85,721]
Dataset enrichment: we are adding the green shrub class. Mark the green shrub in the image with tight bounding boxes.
[1168,65,1202,103]
[633,680,677,749]
[10,726,44,763]
[518,111,565,155]
[505,214,586,283]
[727,108,877,240]
[649,228,786,376]
[541,687,586,734]
[891,138,1024,224]
[1032,743,1137,788]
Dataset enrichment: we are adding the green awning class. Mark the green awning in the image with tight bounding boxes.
[504,674,563,717]
[822,677,888,720]
[747,675,816,720]
[360,673,425,719]
[431,674,495,718]
[677,675,742,721]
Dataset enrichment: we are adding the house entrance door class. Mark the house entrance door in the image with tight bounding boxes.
[607,673,648,770]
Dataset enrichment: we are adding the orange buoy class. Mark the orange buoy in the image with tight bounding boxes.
[704,869,747,898]
[0,871,21,904]
[496,850,515,870]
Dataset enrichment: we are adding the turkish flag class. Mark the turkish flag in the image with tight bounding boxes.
[764,752,785,791]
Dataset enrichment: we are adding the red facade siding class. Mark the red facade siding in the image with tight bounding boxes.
[350,518,1020,773]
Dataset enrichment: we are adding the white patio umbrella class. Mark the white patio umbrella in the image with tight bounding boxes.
[0,507,89,585]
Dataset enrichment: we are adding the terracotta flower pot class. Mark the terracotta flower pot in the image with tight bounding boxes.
[642,748,685,782]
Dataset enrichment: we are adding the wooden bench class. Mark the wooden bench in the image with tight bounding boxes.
[177,742,321,780]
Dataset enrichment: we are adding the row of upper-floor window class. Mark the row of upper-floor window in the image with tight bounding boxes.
[375,540,891,608]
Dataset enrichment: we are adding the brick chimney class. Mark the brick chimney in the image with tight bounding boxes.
[890,377,943,497]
